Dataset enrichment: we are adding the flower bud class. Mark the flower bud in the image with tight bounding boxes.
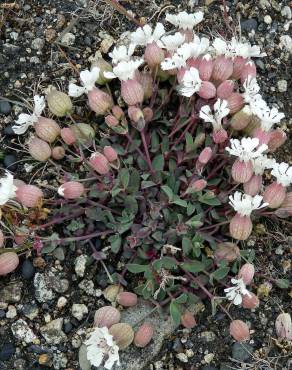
[128,106,145,131]
[71,123,95,145]
[0,252,19,275]
[187,57,200,69]
[103,146,118,162]
[211,56,233,83]
[212,128,228,144]
[121,79,144,106]
[231,159,253,183]
[16,184,44,208]
[109,323,134,350]
[216,80,234,99]
[198,147,212,164]
[58,181,85,199]
[112,106,125,120]
[277,192,292,213]
[263,182,286,209]
[116,292,138,307]
[238,263,255,285]
[189,179,207,192]
[94,306,121,328]
[52,146,65,160]
[105,114,119,127]
[242,293,259,309]
[240,61,257,83]
[28,137,51,161]
[252,127,271,145]
[275,313,292,340]
[0,230,4,248]
[145,42,165,68]
[229,214,252,241]
[243,174,262,196]
[142,107,153,123]
[243,116,261,136]
[232,56,248,80]
[229,320,250,342]
[198,81,216,99]
[87,87,113,115]
[214,242,240,264]
[60,127,76,145]
[138,71,153,100]
[268,129,287,152]
[134,323,154,347]
[226,93,244,114]
[198,55,213,81]
[230,106,252,130]
[35,117,61,143]
[47,89,72,117]
[89,152,110,175]
[91,58,112,85]
[181,310,197,329]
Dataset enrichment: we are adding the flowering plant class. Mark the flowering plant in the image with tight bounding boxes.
[1,8,291,353]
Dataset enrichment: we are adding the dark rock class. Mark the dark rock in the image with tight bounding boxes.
[21,260,35,280]
[220,363,232,370]
[0,310,6,318]
[63,322,73,334]
[202,367,218,370]
[84,36,92,46]
[0,101,12,115]
[255,60,265,70]
[232,342,253,362]
[0,283,23,303]
[3,43,21,55]
[241,18,258,32]
[0,342,15,361]
[28,345,51,354]
[35,17,42,24]
[172,338,183,353]
[3,125,16,136]
[3,154,17,170]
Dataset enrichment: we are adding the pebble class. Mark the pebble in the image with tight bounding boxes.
[3,154,17,171]
[52,352,68,370]
[75,255,87,277]
[21,259,35,279]
[200,331,217,342]
[63,322,73,334]
[45,28,57,42]
[0,310,6,318]
[3,43,20,55]
[281,5,291,19]
[71,303,88,320]
[202,366,218,370]
[241,18,258,32]
[204,353,215,364]
[11,319,37,343]
[53,247,65,261]
[0,342,15,361]
[176,352,188,363]
[232,342,253,362]
[3,125,16,136]
[277,80,287,93]
[264,15,272,24]
[23,304,39,320]
[6,305,17,319]
[0,282,23,303]
[57,296,68,309]
[61,33,75,46]
[0,101,12,115]
[13,359,27,370]
[34,273,55,302]
[38,353,53,366]
[40,318,66,344]
[32,38,45,50]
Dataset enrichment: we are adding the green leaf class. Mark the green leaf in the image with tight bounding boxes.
[124,195,138,215]
[152,154,165,171]
[128,168,141,193]
[185,132,196,153]
[170,300,181,325]
[127,264,149,273]
[151,130,160,152]
[198,193,221,206]
[186,214,203,228]
[182,237,192,254]
[212,267,230,281]
[161,185,174,201]
[275,279,290,289]
[141,180,156,189]
[172,197,188,208]
[181,260,206,273]
[153,257,177,271]
[108,234,122,253]
[119,168,130,189]
[175,293,188,304]
[111,187,122,197]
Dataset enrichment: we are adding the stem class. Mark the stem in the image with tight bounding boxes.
[198,220,230,231]
[42,230,113,244]
[125,132,149,167]
[140,129,155,173]
[206,159,228,180]
[36,209,86,230]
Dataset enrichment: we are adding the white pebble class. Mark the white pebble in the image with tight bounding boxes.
[57,296,68,309]
[277,80,288,92]
[264,15,272,24]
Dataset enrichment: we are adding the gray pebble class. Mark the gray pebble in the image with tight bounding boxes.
[232,342,253,362]
[0,101,11,115]
[241,18,258,32]
[32,38,45,50]
[277,80,287,92]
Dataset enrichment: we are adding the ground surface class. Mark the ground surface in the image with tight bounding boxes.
[0,0,291,369]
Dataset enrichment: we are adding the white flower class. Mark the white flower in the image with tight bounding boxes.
[12,95,45,134]
[251,155,276,175]
[0,172,17,206]
[224,278,251,305]
[160,32,185,51]
[166,11,204,30]
[131,23,165,46]
[179,67,202,97]
[242,76,260,103]
[104,59,144,81]
[188,36,210,58]
[68,67,100,98]
[271,162,292,187]
[109,44,136,64]
[229,191,268,216]
[199,99,230,129]
[226,137,268,162]
[252,105,285,132]
[211,37,266,58]
[161,43,191,70]
[85,327,120,370]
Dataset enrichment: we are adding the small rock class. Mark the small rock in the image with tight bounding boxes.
[53,247,65,261]
[13,359,27,370]
[280,35,292,53]
[23,304,39,320]
[0,310,6,318]
[220,363,232,370]
[204,353,215,364]
[56,14,66,29]
[232,342,253,362]
[264,15,272,24]
[78,344,91,370]
[6,305,17,319]
[34,273,55,302]
[75,255,87,277]
[52,352,68,370]
[38,353,53,366]
[277,80,287,93]
[11,319,37,343]
[32,38,45,50]
[40,318,67,344]
[176,352,188,363]
[21,260,35,280]
[0,283,23,303]
[57,296,68,309]
[4,154,17,171]
[71,303,88,321]
[201,331,217,342]
[202,366,218,370]
[45,28,57,42]
[0,101,12,115]
[3,43,20,55]
[3,125,16,136]
[0,342,15,361]
[241,18,258,32]
[281,6,291,19]
[63,322,73,334]
[61,33,75,46]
